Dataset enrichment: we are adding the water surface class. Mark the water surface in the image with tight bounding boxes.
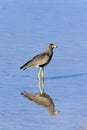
[0,0,87,130]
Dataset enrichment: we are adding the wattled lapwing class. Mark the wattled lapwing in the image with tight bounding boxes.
[20,43,57,93]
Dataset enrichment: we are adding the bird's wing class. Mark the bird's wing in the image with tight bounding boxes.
[20,52,50,69]
[32,52,50,66]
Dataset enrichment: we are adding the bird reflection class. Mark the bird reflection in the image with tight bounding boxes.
[21,91,58,115]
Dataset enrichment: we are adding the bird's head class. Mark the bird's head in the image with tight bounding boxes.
[48,43,58,49]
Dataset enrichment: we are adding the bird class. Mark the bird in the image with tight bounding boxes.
[20,43,58,93]
[21,91,58,115]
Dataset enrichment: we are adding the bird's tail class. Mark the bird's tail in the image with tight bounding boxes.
[20,65,26,70]
[20,60,32,70]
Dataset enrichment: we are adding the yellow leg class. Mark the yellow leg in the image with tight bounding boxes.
[38,67,41,79]
[41,68,44,89]
[42,68,44,79]
[38,68,43,94]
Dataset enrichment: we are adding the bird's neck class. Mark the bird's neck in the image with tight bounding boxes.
[46,48,53,56]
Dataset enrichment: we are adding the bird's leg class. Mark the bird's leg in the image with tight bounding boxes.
[41,67,45,91]
[38,67,43,94]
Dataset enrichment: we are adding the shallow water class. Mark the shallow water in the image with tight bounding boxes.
[0,0,87,130]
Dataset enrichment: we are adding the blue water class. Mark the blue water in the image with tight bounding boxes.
[0,0,87,130]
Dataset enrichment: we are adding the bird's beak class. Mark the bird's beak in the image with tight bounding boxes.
[52,45,58,48]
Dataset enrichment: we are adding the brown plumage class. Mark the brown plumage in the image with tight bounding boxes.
[20,44,57,70]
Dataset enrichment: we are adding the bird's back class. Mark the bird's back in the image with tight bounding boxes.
[20,51,53,69]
